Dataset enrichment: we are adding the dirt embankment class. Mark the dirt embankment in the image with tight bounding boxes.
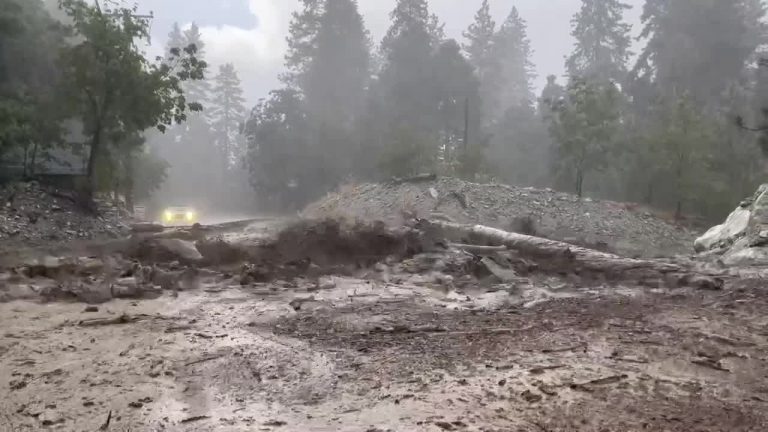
[0,182,129,250]
[304,177,699,258]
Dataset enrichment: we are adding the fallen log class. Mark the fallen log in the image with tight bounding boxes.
[421,220,721,287]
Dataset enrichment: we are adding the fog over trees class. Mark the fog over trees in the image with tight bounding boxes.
[2,0,768,221]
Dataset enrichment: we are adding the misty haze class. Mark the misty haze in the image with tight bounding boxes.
[3,0,768,431]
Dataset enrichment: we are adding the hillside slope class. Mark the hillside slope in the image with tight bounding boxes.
[304,177,698,257]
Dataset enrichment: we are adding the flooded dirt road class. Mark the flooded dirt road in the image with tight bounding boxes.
[2,274,768,431]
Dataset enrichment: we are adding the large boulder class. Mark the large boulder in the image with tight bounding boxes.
[695,184,768,265]
[693,208,750,252]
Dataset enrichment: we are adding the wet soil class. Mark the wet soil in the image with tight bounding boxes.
[2,276,768,431]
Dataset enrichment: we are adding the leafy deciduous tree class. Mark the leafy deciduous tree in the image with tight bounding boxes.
[58,0,206,202]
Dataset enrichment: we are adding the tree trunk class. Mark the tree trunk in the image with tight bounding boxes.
[576,169,584,198]
[29,141,39,176]
[80,122,102,212]
[87,125,102,192]
[22,141,30,178]
[645,182,653,205]
[124,154,135,214]
[418,220,722,289]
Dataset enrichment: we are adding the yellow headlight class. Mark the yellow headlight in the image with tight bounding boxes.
[186,211,195,221]
[164,211,173,221]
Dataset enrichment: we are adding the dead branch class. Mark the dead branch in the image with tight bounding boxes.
[78,314,139,327]
[180,415,211,424]
[542,343,587,354]
[184,354,224,366]
[570,374,628,391]
[98,410,112,431]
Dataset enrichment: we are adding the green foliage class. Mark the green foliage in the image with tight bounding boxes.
[377,127,436,178]
[462,0,495,82]
[304,0,370,125]
[0,0,65,174]
[57,0,206,197]
[566,0,632,83]
[132,148,169,202]
[382,0,444,53]
[0,94,33,159]
[235,0,768,222]
[244,0,371,210]
[282,0,324,88]
[634,0,767,107]
[244,89,315,209]
[488,104,551,188]
[645,96,719,216]
[488,7,536,116]
[548,79,621,197]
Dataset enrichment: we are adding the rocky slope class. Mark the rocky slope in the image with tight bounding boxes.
[0,181,129,250]
[304,177,698,257]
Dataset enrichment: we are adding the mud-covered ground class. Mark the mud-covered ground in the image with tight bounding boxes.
[3,271,768,431]
[1,218,767,431]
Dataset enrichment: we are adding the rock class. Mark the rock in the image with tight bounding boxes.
[694,208,750,252]
[111,278,142,298]
[696,184,768,266]
[521,389,543,403]
[479,257,519,283]
[723,247,768,266]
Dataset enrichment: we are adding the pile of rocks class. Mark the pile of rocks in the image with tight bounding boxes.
[695,184,768,266]
[304,176,698,257]
[0,182,129,249]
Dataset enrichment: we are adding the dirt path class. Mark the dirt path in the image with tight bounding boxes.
[2,276,768,431]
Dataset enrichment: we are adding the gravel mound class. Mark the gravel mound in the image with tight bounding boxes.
[0,181,129,249]
[304,177,698,257]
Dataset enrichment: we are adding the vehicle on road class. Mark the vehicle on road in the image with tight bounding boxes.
[161,206,198,226]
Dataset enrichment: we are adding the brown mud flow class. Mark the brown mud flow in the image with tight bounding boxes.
[1,218,767,431]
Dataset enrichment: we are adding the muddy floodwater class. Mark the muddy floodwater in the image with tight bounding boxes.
[3,274,768,431]
[2,218,768,431]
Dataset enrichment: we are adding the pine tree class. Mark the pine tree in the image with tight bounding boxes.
[182,23,211,107]
[489,7,536,117]
[282,0,324,88]
[539,75,565,114]
[463,0,495,73]
[633,0,766,107]
[432,39,481,176]
[372,0,446,176]
[566,0,632,84]
[304,0,370,126]
[463,0,496,120]
[165,23,184,58]
[211,63,247,168]
[381,0,443,53]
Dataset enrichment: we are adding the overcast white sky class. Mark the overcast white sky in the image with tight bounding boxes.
[138,0,645,105]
